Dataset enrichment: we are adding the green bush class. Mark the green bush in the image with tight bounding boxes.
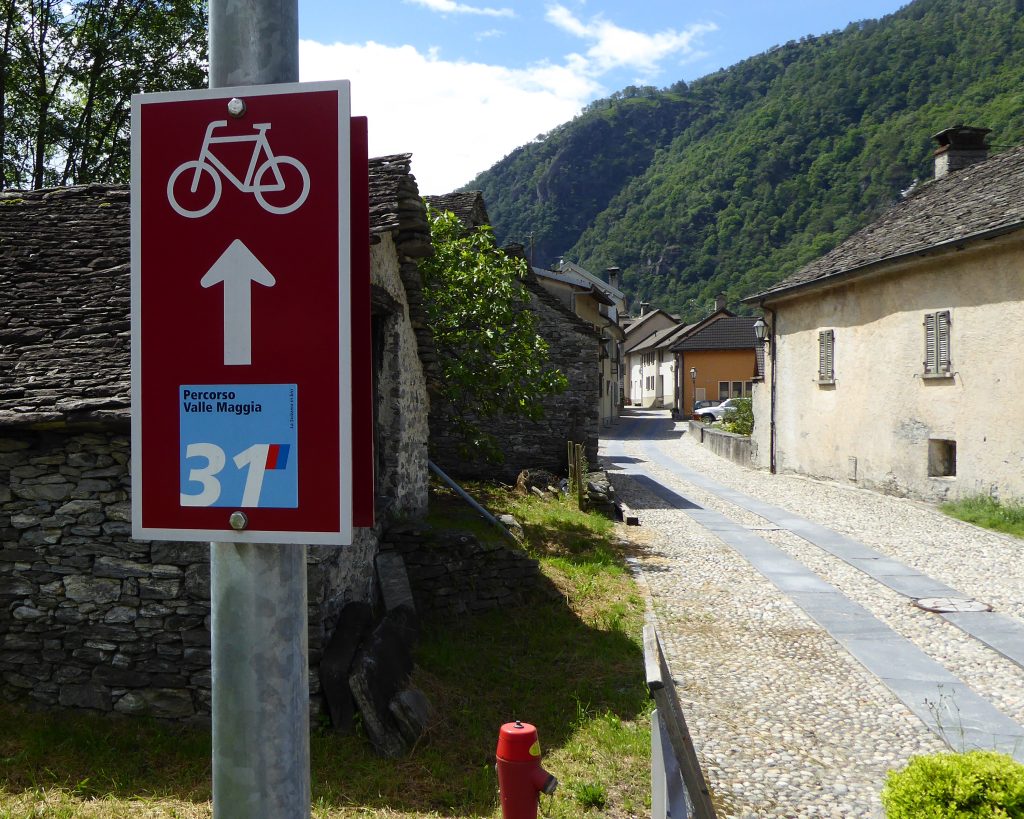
[722,397,754,436]
[881,751,1024,818]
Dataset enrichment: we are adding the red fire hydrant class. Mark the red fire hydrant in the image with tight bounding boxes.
[495,720,558,819]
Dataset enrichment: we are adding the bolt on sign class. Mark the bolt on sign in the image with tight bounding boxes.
[131,80,366,545]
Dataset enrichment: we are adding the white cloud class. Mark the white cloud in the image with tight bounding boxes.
[545,4,716,78]
[300,40,599,194]
[404,0,514,18]
[298,8,716,193]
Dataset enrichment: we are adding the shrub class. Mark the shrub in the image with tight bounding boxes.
[881,750,1024,818]
[722,397,753,436]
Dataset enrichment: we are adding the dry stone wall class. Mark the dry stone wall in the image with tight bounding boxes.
[381,523,540,617]
[429,280,600,483]
[0,428,373,719]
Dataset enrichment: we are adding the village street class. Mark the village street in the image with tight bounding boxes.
[601,408,1024,818]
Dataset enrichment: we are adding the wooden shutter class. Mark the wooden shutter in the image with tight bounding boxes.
[936,311,951,373]
[818,330,834,381]
[924,313,937,374]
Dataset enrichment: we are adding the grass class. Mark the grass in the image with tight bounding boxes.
[1,481,651,818]
[940,494,1024,539]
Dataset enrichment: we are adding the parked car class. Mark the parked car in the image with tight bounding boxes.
[696,397,741,423]
[692,400,719,412]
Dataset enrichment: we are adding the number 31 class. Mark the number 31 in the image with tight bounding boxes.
[180,442,273,507]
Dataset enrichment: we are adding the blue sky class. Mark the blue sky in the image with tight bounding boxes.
[298,0,911,194]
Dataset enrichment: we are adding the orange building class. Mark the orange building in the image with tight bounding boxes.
[670,316,762,414]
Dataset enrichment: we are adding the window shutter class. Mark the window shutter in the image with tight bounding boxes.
[818,330,834,380]
[924,313,937,374]
[826,330,834,380]
[937,311,951,373]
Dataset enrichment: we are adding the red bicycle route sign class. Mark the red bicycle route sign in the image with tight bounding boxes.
[131,80,359,545]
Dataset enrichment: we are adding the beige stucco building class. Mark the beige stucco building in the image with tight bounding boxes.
[746,127,1024,503]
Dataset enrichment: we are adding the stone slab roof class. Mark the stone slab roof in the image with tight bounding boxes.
[671,316,758,351]
[747,145,1024,303]
[424,191,490,228]
[0,156,436,429]
[628,324,689,355]
[0,185,131,429]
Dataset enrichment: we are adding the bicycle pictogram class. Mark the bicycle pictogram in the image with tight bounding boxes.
[167,120,310,218]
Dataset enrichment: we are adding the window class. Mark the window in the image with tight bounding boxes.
[924,311,952,375]
[718,381,729,401]
[928,439,956,477]
[818,329,835,383]
[744,381,753,395]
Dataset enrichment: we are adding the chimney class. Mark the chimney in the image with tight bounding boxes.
[606,266,621,291]
[933,125,991,179]
[639,302,649,316]
[715,293,728,311]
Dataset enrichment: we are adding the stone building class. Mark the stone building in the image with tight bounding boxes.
[0,154,434,718]
[744,127,1024,501]
[424,191,600,482]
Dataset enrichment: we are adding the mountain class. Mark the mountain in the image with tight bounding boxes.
[469,0,1024,320]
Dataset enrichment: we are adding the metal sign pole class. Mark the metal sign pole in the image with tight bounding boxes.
[207,2,310,818]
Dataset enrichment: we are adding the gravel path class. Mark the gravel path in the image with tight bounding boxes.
[602,409,1024,818]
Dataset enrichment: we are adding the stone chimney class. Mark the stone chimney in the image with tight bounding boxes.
[715,293,728,311]
[933,126,991,179]
[639,302,649,316]
[606,266,621,291]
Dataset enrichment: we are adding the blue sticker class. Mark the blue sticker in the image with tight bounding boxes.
[179,384,298,508]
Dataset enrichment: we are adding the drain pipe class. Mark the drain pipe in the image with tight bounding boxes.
[428,460,519,544]
[767,306,778,475]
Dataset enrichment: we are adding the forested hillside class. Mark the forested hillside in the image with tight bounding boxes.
[471,0,1024,320]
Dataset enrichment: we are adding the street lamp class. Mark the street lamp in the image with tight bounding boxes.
[753,316,769,348]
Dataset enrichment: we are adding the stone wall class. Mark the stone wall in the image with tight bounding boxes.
[0,428,385,719]
[429,279,601,483]
[371,235,430,519]
[690,421,755,466]
[381,522,541,617]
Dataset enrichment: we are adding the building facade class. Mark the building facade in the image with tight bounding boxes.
[746,127,1024,502]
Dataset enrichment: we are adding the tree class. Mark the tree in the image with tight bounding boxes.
[1,0,206,189]
[420,207,568,460]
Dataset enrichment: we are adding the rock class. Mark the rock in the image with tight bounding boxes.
[0,577,33,598]
[498,514,524,541]
[375,553,415,613]
[59,683,112,711]
[348,606,418,757]
[516,469,560,495]
[389,686,434,746]
[63,576,121,604]
[320,601,373,734]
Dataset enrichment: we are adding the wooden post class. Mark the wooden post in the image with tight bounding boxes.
[567,441,575,502]
[575,443,585,511]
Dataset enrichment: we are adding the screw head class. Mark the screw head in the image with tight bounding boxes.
[227,97,246,118]
[229,511,248,531]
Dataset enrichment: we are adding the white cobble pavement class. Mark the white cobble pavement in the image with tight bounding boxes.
[603,412,1024,818]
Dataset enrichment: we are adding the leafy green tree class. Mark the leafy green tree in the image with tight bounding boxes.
[1,0,206,189]
[420,207,568,460]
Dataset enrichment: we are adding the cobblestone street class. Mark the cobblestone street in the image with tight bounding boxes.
[602,409,1024,818]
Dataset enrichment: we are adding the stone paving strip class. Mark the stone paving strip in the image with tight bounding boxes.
[601,411,1024,818]
[637,439,1024,671]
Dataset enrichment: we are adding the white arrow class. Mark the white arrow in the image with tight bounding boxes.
[201,239,276,366]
